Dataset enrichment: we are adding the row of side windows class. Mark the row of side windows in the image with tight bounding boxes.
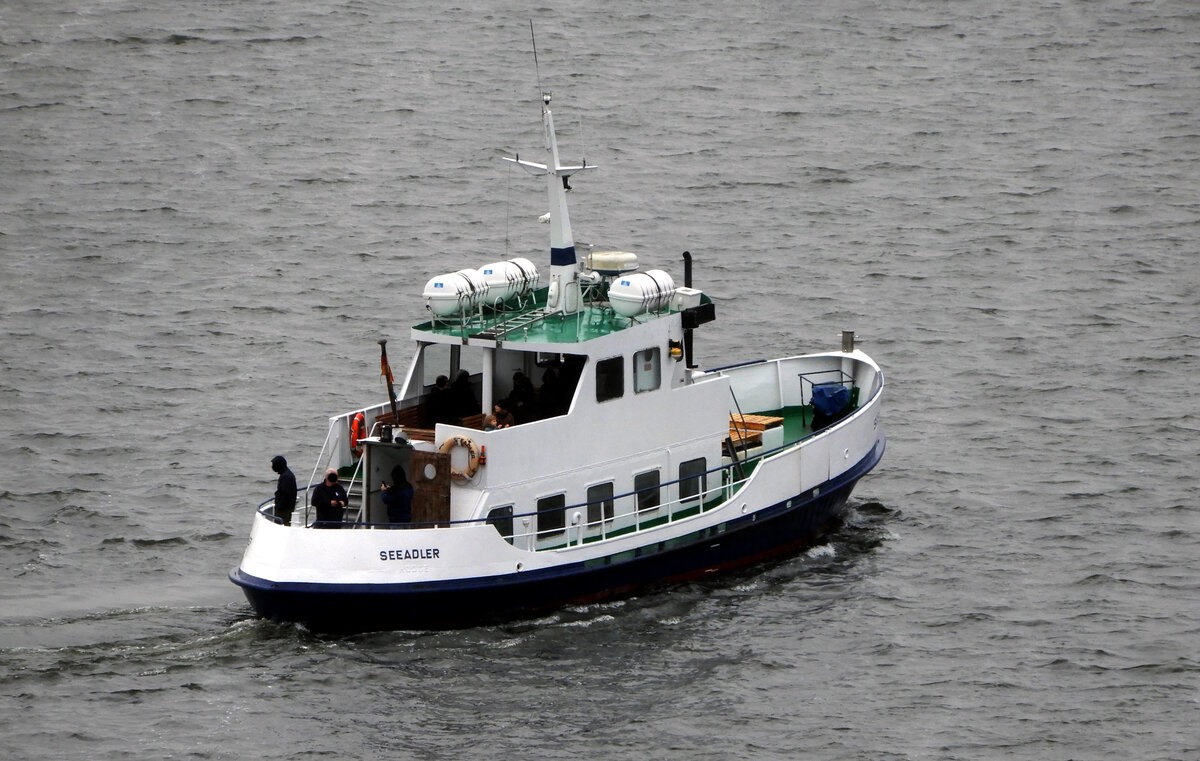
[487,457,707,542]
[596,347,661,403]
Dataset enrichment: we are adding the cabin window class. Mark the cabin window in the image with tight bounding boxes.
[486,505,513,543]
[633,347,661,393]
[596,356,624,402]
[586,482,614,526]
[634,470,660,512]
[679,458,707,503]
[537,494,566,538]
[421,343,452,388]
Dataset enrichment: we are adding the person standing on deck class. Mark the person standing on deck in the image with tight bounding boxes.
[381,464,414,524]
[311,468,348,528]
[271,455,297,526]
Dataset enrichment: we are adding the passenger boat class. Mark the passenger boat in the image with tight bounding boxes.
[229,91,886,632]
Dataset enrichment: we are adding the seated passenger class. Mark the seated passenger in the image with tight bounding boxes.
[491,402,515,429]
[506,371,536,423]
[427,375,454,426]
[538,367,564,418]
[451,369,478,418]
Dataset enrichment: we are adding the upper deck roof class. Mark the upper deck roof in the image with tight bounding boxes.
[413,286,676,347]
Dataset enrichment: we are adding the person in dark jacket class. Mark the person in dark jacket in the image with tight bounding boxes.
[450,369,478,418]
[311,468,348,528]
[271,455,297,526]
[427,374,454,426]
[538,367,564,418]
[505,371,536,423]
[381,464,414,524]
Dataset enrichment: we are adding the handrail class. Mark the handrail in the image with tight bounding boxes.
[295,455,759,546]
[258,451,752,535]
[267,427,765,530]
[257,391,882,535]
[726,387,749,480]
[257,481,322,525]
[797,368,853,405]
[302,419,341,526]
[705,357,767,373]
[346,455,366,525]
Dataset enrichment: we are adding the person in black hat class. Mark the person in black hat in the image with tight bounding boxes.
[271,455,297,526]
[311,468,348,528]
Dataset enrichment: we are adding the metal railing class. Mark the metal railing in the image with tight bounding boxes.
[502,463,752,552]
[797,369,854,404]
[259,451,771,547]
[256,392,877,539]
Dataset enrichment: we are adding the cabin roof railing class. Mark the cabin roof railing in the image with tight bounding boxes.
[413,286,681,348]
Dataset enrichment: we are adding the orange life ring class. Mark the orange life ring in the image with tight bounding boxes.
[439,435,480,481]
[350,412,366,458]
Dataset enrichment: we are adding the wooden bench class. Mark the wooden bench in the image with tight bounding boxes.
[375,406,436,442]
[376,406,487,442]
[459,413,487,430]
[727,427,763,449]
[731,414,785,431]
[727,413,784,451]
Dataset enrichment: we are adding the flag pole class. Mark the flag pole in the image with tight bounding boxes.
[378,338,399,424]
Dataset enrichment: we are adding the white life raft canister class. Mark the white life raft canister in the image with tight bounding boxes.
[608,269,676,317]
[477,258,539,305]
[423,269,489,317]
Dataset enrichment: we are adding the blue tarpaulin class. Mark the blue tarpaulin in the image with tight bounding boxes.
[812,384,850,415]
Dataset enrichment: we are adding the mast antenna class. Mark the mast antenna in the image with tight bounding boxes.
[530,20,543,98]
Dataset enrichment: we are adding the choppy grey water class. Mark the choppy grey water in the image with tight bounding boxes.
[2,1,1198,759]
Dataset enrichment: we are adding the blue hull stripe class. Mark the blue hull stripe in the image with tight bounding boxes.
[550,245,576,266]
[231,437,885,631]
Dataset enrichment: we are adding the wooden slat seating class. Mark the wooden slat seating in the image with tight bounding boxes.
[375,405,435,442]
[728,414,784,451]
[732,414,786,431]
[459,413,487,430]
[374,405,487,442]
[727,427,762,449]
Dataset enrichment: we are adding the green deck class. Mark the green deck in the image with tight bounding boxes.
[758,404,813,445]
[414,287,650,346]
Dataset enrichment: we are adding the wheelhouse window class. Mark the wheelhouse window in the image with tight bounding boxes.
[634,470,660,512]
[537,494,566,538]
[679,458,707,503]
[486,505,513,543]
[633,347,661,393]
[586,482,614,526]
[596,356,624,402]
